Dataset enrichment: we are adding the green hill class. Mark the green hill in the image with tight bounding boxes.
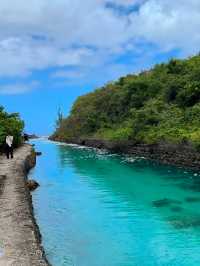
[0,106,24,151]
[52,55,200,150]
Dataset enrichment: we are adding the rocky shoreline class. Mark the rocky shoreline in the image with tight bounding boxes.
[51,137,200,170]
[0,144,50,266]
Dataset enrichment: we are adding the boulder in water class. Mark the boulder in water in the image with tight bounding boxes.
[35,151,42,156]
[152,198,181,207]
[26,180,39,191]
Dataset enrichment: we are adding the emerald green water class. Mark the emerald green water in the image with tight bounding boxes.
[30,139,200,266]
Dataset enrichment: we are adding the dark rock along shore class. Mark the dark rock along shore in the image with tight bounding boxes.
[0,144,50,266]
[51,137,200,170]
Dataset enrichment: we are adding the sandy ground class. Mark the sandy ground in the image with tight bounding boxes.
[0,144,50,266]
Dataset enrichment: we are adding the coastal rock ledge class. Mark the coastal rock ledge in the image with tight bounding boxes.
[51,137,200,170]
[0,144,50,266]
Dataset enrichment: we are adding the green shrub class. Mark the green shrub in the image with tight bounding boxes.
[177,82,200,107]
[0,106,24,150]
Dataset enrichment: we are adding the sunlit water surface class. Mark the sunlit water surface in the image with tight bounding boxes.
[29,139,200,266]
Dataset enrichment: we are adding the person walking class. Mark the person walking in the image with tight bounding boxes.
[5,134,14,159]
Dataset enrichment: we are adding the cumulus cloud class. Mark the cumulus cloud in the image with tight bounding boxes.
[0,0,200,91]
[129,0,200,53]
[0,36,94,76]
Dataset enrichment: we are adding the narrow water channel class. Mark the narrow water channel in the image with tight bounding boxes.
[30,139,200,266]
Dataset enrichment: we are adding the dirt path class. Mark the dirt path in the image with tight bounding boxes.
[0,144,50,266]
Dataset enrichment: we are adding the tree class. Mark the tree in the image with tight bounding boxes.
[55,107,63,129]
[0,106,24,149]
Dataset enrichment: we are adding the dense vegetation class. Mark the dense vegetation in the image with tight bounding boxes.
[52,55,200,150]
[0,106,24,151]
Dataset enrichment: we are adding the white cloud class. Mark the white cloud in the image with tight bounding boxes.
[0,81,39,94]
[0,37,94,76]
[52,69,85,79]
[107,0,135,6]
[129,0,200,53]
[0,0,200,82]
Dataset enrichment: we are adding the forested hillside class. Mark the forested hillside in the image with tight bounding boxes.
[0,106,24,150]
[52,55,200,150]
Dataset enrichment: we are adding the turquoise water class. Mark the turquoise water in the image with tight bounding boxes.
[30,139,200,266]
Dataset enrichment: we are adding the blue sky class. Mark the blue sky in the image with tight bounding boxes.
[0,0,200,135]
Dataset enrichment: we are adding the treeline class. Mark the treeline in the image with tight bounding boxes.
[0,106,24,150]
[52,55,200,149]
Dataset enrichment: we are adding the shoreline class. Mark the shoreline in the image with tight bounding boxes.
[0,144,50,266]
[50,137,200,170]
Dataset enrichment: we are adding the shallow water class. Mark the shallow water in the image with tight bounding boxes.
[30,139,200,266]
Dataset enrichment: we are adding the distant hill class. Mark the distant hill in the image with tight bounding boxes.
[52,55,200,151]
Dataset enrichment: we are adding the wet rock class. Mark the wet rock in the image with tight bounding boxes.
[178,183,200,192]
[35,151,42,156]
[26,180,40,191]
[152,198,182,207]
[185,197,200,203]
[170,206,183,212]
[51,137,200,170]
[193,176,200,183]
[153,198,171,207]
[168,215,200,229]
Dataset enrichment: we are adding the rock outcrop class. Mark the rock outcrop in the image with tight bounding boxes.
[26,180,40,191]
[53,137,200,170]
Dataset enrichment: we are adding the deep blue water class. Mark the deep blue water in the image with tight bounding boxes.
[30,139,200,266]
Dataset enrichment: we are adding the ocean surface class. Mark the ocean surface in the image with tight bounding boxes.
[30,139,200,266]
